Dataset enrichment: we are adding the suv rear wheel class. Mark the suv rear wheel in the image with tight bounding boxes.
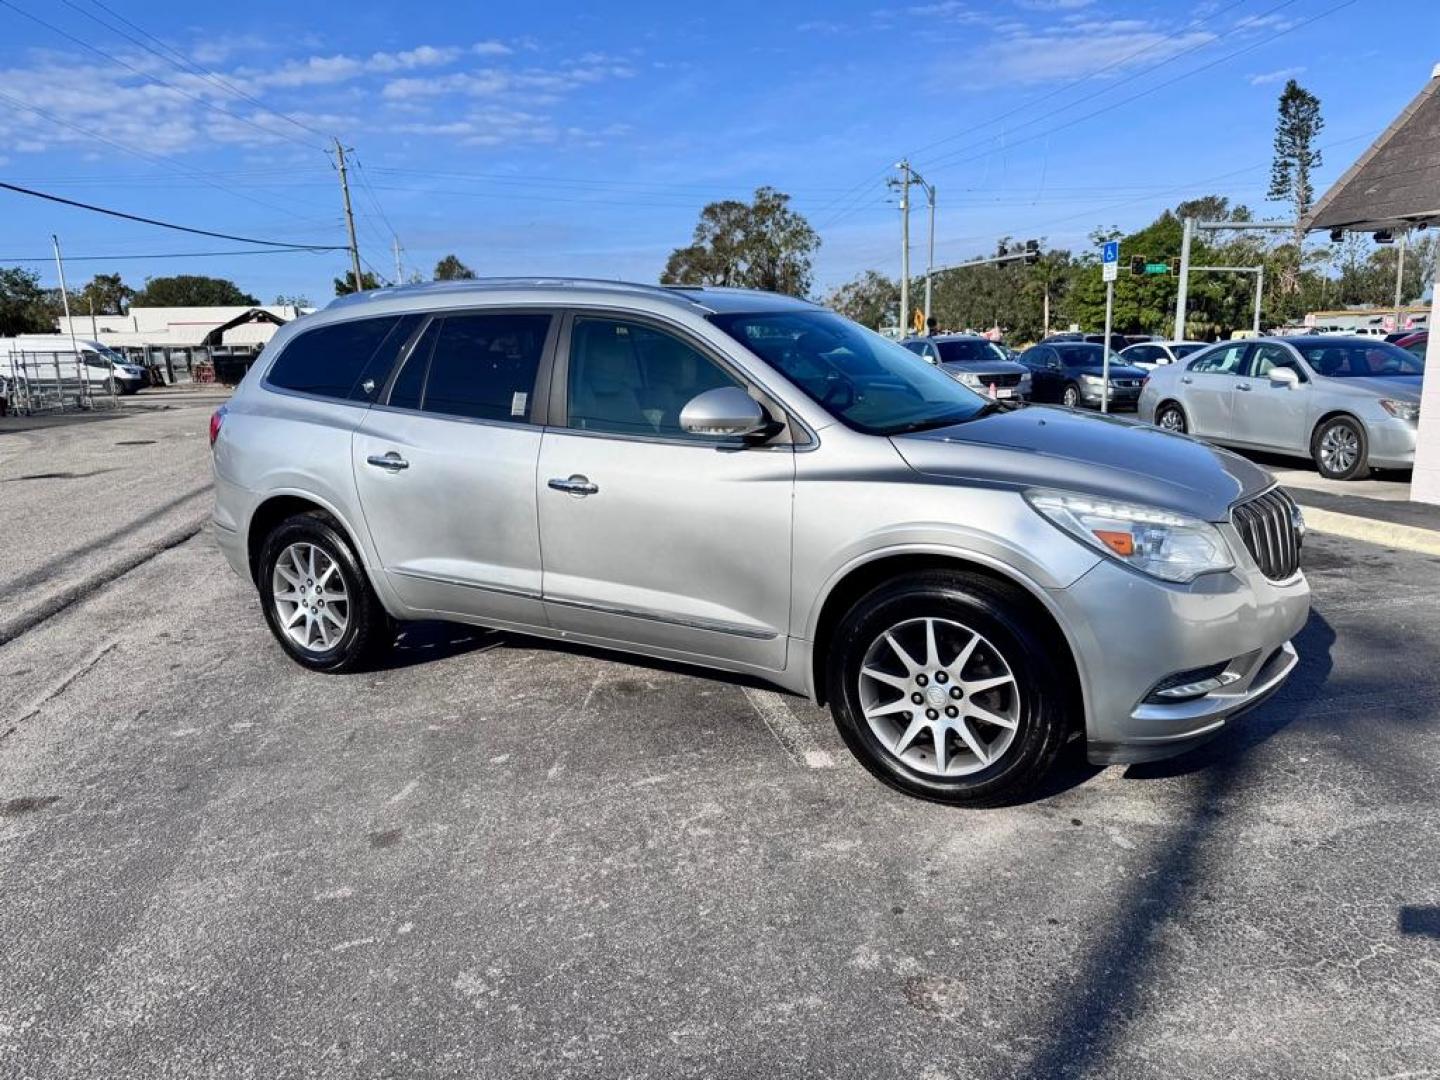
[258,512,391,672]
[827,571,1072,806]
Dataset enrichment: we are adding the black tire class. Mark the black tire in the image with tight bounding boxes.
[826,571,1074,807]
[1155,401,1188,433]
[257,511,392,673]
[1061,383,1081,408]
[1311,415,1370,481]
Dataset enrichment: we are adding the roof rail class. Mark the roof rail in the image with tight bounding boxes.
[326,277,707,310]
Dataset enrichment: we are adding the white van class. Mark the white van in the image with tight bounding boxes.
[0,335,147,395]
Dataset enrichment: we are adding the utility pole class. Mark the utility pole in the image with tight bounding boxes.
[1174,216,1195,340]
[51,234,88,406]
[1393,230,1408,333]
[907,171,935,325]
[1254,264,1265,336]
[392,235,404,284]
[333,138,364,294]
[889,161,912,335]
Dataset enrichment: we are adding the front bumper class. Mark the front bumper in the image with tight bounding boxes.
[1079,385,1140,409]
[1047,546,1310,764]
[1364,415,1417,469]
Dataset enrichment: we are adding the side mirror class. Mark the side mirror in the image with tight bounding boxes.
[679,386,771,438]
[1268,366,1301,389]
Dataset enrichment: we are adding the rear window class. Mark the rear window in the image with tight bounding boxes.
[266,315,416,401]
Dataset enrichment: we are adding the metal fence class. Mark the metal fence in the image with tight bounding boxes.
[2,349,122,415]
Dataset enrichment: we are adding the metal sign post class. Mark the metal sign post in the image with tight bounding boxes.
[1101,242,1119,414]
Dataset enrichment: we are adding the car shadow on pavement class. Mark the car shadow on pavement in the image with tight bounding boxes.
[377,620,504,670]
[1020,611,1337,1078]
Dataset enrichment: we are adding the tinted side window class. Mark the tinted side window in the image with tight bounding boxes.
[1189,344,1247,375]
[387,319,438,410]
[267,315,411,401]
[419,313,551,422]
[567,318,743,438]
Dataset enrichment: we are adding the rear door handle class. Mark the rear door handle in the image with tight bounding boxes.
[1237,383,1252,391]
[548,474,598,496]
[366,452,409,471]
[1181,377,1193,384]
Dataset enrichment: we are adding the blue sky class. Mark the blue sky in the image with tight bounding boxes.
[1,0,1435,304]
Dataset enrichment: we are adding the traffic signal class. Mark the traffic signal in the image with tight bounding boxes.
[1024,239,1040,265]
[1130,255,1145,277]
[1169,257,1182,276]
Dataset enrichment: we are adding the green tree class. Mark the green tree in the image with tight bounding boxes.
[1268,79,1324,237]
[0,266,61,336]
[333,270,382,296]
[434,254,476,281]
[132,274,260,307]
[77,273,132,316]
[661,187,820,296]
[824,270,898,329]
[273,293,312,308]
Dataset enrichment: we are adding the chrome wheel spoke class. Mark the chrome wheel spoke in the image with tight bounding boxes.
[857,617,1020,779]
[964,673,1014,696]
[862,666,910,692]
[967,703,1017,731]
[272,541,349,653]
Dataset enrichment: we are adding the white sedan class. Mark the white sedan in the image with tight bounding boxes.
[1118,340,1209,370]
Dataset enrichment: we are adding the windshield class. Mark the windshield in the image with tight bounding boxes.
[936,339,1008,365]
[710,309,991,435]
[1293,339,1424,377]
[1056,344,1120,368]
[93,344,129,365]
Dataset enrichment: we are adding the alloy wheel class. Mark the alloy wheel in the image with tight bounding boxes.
[1158,406,1185,432]
[271,542,350,652]
[1319,424,1359,475]
[856,617,1020,778]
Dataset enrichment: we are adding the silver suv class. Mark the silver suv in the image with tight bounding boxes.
[210,280,1310,806]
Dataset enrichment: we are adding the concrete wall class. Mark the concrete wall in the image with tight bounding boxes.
[1412,263,1440,505]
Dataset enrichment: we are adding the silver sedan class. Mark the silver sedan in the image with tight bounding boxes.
[1138,336,1423,480]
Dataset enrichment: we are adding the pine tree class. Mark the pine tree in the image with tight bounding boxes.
[1268,79,1324,240]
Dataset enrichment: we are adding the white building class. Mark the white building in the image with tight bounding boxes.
[54,305,307,356]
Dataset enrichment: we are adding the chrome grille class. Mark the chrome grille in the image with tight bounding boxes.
[1232,488,1303,580]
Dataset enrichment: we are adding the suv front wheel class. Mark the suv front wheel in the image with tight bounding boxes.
[827,571,1072,806]
[258,512,391,672]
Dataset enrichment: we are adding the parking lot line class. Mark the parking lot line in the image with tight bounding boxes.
[740,685,836,769]
[1300,506,1440,557]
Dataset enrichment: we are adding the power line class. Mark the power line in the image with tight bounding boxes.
[0,86,325,221]
[70,0,334,143]
[914,0,1336,177]
[0,0,325,155]
[0,247,334,262]
[816,0,1300,231]
[0,181,347,250]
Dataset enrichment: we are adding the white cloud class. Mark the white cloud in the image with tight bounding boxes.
[1248,66,1305,86]
[1016,0,1095,10]
[473,40,512,56]
[956,18,1217,85]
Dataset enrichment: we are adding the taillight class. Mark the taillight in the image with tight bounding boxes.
[209,405,227,448]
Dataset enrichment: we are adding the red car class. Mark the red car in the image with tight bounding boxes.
[1396,330,1429,360]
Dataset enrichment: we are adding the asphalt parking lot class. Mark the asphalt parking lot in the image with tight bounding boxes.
[3,392,1440,1079]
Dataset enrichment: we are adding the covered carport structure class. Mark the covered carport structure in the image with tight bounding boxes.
[1304,63,1440,504]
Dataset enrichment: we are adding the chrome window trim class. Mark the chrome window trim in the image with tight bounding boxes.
[554,306,819,451]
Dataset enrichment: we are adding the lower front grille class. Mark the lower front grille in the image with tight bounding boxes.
[1232,488,1303,580]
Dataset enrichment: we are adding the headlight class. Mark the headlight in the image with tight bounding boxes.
[1024,490,1233,583]
[1081,374,1104,386]
[1379,399,1419,422]
[1018,372,1032,386]
[954,372,982,387]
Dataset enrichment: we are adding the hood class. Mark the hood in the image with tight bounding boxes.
[892,405,1272,522]
[1323,374,1422,400]
[1068,362,1148,379]
[941,359,1029,376]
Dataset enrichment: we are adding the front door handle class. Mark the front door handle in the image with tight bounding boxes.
[366,452,409,472]
[1181,376,1193,384]
[1237,383,1252,391]
[548,474,598,496]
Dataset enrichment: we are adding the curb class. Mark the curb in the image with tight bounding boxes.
[1301,505,1440,557]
